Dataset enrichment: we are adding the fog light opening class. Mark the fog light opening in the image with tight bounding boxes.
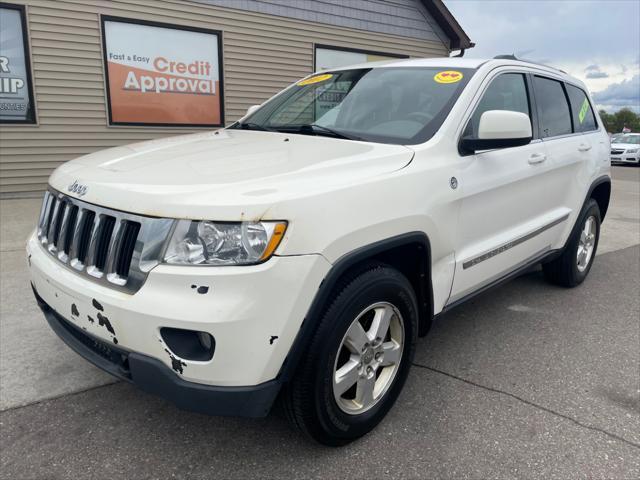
[160,327,215,362]
[197,331,213,351]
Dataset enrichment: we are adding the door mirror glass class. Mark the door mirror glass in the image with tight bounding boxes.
[461,110,532,153]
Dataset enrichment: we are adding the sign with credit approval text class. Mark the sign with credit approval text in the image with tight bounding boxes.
[102,18,223,126]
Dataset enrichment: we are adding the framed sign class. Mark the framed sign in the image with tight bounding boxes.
[0,2,36,124]
[101,16,224,127]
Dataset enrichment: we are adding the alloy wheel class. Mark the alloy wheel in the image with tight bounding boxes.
[332,302,404,415]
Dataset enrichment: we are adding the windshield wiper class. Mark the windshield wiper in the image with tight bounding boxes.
[306,124,364,141]
[236,122,280,133]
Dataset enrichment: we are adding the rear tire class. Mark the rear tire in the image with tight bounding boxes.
[282,263,417,446]
[543,199,601,287]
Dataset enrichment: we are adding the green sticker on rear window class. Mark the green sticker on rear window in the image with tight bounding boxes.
[578,98,589,124]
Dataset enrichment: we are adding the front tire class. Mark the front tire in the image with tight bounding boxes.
[543,199,601,287]
[282,264,417,446]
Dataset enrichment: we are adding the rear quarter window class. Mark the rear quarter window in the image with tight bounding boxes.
[566,84,598,132]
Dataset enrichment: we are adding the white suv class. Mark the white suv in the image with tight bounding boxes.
[28,56,611,445]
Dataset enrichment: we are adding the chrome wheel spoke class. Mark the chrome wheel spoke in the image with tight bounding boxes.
[355,375,376,409]
[334,359,359,396]
[344,321,367,354]
[370,305,393,342]
[380,341,401,367]
[580,230,587,244]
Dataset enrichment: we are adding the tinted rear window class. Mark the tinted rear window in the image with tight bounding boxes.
[566,84,598,132]
[534,76,572,138]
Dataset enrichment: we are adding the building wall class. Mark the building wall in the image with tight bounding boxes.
[194,0,450,44]
[0,0,450,196]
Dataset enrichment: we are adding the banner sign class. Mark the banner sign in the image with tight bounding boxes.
[0,4,36,124]
[102,17,224,126]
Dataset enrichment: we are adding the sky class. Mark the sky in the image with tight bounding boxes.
[444,0,640,113]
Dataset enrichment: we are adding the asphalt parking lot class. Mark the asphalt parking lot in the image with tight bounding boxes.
[1,166,638,479]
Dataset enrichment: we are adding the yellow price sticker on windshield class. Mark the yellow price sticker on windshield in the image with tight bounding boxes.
[297,73,333,86]
[434,70,463,84]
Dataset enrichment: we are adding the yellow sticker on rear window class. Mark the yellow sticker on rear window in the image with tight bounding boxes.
[297,73,333,86]
[434,70,463,84]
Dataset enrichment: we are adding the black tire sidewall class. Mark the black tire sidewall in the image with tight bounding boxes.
[309,268,417,444]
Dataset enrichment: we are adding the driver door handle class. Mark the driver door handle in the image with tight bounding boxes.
[578,143,592,152]
[528,153,547,165]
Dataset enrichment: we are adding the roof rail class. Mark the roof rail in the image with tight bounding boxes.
[493,54,566,74]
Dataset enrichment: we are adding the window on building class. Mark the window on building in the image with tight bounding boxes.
[0,3,36,124]
[314,45,406,71]
[566,84,598,133]
[533,76,572,138]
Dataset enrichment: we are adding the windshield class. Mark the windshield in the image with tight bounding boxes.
[232,67,474,145]
[613,134,640,144]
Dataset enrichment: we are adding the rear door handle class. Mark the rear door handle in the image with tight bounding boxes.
[578,143,592,152]
[528,153,547,165]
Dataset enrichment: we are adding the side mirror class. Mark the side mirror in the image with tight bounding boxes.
[461,110,532,153]
[245,104,261,117]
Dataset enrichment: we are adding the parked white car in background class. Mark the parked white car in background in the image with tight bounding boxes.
[610,133,640,165]
[28,56,611,445]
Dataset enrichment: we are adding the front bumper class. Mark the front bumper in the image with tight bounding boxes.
[611,155,640,164]
[27,230,331,412]
[33,287,280,417]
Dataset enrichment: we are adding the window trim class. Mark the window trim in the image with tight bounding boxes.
[0,2,37,125]
[313,44,408,71]
[99,15,225,128]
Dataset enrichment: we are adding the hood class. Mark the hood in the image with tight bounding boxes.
[611,143,639,150]
[49,129,414,220]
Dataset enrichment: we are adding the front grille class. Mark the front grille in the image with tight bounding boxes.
[37,189,174,293]
[611,149,624,155]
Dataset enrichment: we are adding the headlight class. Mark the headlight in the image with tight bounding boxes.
[163,220,287,265]
[625,149,638,154]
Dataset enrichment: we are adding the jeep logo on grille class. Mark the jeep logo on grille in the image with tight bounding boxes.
[68,180,87,197]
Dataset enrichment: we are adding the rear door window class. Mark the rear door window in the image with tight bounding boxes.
[533,76,572,138]
[566,84,598,132]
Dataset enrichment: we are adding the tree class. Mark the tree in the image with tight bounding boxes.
[599,109,613,132]
[613,108,640,132]
[599,108,640,133]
